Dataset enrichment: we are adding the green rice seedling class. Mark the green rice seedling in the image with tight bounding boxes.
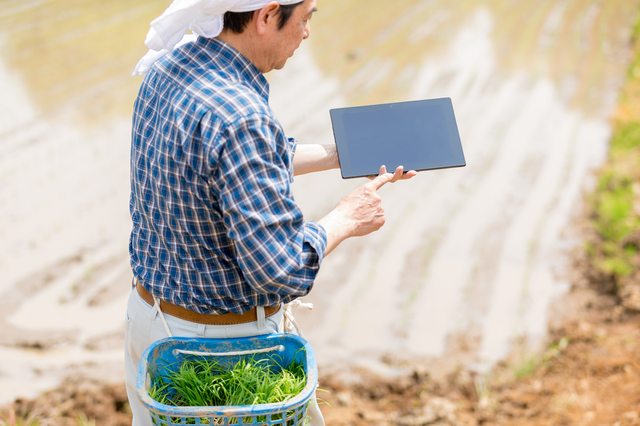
[76,412,95,426]
[0,406,41,426]
[148,350,308,424]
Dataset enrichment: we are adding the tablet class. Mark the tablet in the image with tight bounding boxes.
[329,98,465,179]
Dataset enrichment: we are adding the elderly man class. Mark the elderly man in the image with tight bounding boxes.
[125,0,416,424]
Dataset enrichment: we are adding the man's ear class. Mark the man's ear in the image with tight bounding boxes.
[255,1,281,35]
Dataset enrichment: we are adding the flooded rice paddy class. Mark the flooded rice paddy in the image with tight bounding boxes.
[0,0,638,404]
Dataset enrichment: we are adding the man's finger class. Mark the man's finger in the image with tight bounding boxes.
[366,165,388,181]
[389,165,405,183]
[368,171,395,191]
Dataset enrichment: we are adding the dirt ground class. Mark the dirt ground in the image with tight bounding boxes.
[318,283,640,426]
[2,247,639,426]
[314,238,640,426]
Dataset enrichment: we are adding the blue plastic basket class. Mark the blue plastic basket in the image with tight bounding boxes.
[137,333,317,425]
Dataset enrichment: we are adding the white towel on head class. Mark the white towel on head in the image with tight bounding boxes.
[133,0,304,76]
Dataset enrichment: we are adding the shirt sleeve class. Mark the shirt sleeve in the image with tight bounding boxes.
[213,113,327,297]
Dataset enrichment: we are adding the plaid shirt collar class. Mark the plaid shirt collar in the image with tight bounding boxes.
[194,36,270,104]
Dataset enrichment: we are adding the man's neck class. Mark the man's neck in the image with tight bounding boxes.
[216,30,266,73]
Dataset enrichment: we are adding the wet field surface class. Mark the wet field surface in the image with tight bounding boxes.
[0,0,638,404]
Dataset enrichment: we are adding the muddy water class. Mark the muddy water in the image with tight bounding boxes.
[0,0,636,404]
[0,0,170,403]
[271,0,639,374]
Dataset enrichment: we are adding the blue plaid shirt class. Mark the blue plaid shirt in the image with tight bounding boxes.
[129,37,327,314]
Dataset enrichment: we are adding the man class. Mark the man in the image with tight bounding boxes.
[125,0,416,424]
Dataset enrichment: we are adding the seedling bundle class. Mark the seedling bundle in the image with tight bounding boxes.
[137,334,317,425]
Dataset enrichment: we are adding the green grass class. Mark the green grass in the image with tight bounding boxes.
[585,9,640,291]
[76,413,95,426]
[0,407,95,426]
[512,337,569,380]
[0,407,40,426]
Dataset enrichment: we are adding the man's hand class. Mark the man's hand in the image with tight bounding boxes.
[318,165,417,255]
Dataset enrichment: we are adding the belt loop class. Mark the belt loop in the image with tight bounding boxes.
[196,323,206,338]
[150,300,159,320]
[257,306,266,330]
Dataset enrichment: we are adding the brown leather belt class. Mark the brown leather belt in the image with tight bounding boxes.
[136,282,280,325]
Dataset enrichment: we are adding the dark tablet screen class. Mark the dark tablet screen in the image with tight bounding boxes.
[329,98,465,179]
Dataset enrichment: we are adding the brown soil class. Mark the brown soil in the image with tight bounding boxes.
[318,286,640,426]
[2,269,639,426]
[3,378,131,426]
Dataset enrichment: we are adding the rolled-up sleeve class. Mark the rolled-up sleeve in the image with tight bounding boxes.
[214,113,327,297]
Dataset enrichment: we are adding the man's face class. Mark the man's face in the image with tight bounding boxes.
[266,0,317,71]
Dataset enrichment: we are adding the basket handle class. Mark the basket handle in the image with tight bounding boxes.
[173,345,285,357]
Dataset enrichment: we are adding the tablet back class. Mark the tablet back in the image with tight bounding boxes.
[329,98,465,179]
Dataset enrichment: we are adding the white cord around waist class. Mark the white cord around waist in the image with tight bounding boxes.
[283,299,313,337]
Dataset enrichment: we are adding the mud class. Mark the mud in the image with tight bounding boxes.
[1,0,639,414]
[279,0,640,376]
[5,377,131,426]
[318,293,640,426]
[4,277,639,425]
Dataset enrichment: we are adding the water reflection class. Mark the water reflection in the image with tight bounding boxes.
[0,0,170,403]
[274,0,639,374]
[308,0,635,116]
[0,0,169,121]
